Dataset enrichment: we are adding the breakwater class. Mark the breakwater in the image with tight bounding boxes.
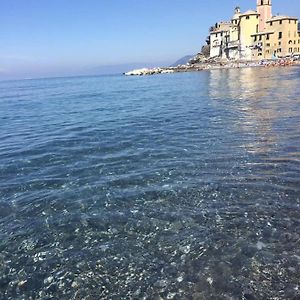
[125,58,299,76]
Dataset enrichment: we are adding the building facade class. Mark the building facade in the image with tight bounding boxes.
[209,0,300,60]
[252,16,300,59]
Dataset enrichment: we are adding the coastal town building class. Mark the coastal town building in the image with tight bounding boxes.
[252,16,300,59]
[209,0,300,60]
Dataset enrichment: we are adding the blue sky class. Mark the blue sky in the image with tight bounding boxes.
[1,0,299,79]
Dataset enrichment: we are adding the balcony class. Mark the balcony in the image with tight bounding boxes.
[225,40,239,49]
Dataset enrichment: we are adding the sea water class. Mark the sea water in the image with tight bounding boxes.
[0,67,300,299]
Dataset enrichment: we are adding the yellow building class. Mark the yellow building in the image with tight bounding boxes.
[239,10,259,59]
[251,16,300,59]
[208,0,300,61]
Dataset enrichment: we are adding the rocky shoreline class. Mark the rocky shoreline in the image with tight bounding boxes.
[124,57,300,76]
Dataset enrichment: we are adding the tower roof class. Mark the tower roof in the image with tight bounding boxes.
[240,10,259,17]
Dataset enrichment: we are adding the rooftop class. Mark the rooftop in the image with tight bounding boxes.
[266,15,298,22]
[210,29,229,34]
[240,10,259,16]
[232,13,241,20]
[210,22,231,33]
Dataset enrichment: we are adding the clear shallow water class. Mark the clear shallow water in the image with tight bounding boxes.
[0,67,300,299]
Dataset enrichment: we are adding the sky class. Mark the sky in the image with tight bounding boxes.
[1,0,300,79]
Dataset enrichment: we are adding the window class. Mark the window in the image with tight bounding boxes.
[254,36,257,42]
[266,50,270,54]
[295,20,297,24]
[289,20,291,24]
[266,43,270,47]
[259,35,262,41]
[294,48,298,52]
[279,42,281,46]
[256,25,259,33]
[246,16,250,20]
[278,32,282,39]
[289,47,293,53]
[279,20,282,25]
[270,22,273,26]
[266,34,270,40]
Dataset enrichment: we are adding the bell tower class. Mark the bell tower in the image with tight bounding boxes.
[234,6,241,15]
[257,0,272,31]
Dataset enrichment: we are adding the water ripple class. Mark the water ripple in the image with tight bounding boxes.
[0,69,300,299]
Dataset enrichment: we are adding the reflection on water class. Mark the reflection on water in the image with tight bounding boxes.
[0,69,300,299]
[209,67,300,155]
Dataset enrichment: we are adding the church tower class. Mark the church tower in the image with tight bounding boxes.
[257,0,272,31]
